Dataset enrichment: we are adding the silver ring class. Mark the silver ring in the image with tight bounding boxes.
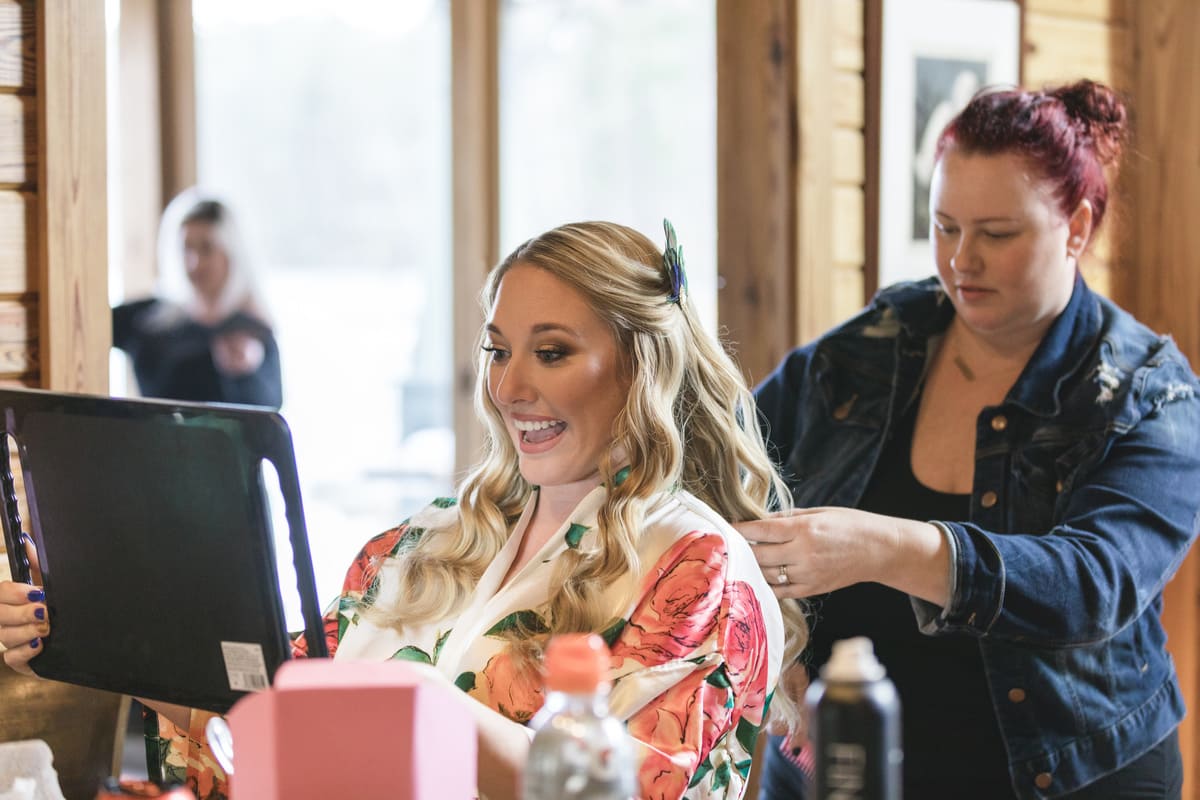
[775,564,789,585]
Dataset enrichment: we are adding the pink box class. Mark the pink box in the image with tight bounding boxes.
[226,659,477,799]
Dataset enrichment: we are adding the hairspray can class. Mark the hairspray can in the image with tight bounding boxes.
[806,636,902,800]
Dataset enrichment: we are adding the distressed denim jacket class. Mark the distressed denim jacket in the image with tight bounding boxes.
[755,275,1200,798]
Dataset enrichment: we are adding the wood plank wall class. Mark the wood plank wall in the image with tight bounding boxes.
[1120,3,1200,796]
[716,0,797,387]
[795,0,867,345]
[38,0,109,393]
[828,0,866,322]
[0,0,37,574]
[0,0,38,390]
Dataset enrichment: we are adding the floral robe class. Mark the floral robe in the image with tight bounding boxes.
[162,484,784,800]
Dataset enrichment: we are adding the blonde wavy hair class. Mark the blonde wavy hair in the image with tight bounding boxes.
[370,220,806,726]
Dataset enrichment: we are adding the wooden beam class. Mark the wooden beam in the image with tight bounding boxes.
[863,0,881,298]
[36,0,108,392]
[450,0,499,477]
[795,0,837,345]
[117,0,164,296]
[717,0,796,387]
[158,0,195,202]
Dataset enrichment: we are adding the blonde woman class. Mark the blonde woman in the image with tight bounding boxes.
[4,221,803,800]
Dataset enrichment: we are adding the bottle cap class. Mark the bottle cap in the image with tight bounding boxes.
[821,636,887,683]
[543,633,611,693]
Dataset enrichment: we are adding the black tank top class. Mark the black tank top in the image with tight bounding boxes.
[806,397,1014,798]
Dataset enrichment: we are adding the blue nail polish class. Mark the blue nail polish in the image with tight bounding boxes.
[29,638,39,649]
[34,607,44,621]
[27,589,44,603]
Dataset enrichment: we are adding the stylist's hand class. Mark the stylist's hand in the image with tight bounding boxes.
[0,580,48,675]
[737,507,890,598]
[736,507,950,605]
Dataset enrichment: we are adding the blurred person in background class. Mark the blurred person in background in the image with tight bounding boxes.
[113,187,282,409]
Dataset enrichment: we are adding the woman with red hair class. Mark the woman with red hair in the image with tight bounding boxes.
[744,80,1200,799]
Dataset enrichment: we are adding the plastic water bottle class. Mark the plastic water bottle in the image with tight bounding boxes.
[522,633,637,800]
[806,636,902,800]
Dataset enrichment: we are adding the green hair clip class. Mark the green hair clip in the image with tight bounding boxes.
[662,218,687,304]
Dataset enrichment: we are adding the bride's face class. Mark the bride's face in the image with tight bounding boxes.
[484,263,629,495]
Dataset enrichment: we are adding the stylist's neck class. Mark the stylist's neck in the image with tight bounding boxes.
[952,315,1052,366]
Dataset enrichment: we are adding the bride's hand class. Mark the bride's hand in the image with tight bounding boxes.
[0,580,49,675]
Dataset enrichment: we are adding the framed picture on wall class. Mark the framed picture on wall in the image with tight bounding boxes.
[877,0,1020,289]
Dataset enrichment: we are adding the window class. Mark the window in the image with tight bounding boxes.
[107,0,717,621]
[499,0,717,329]
[193,0,453,620]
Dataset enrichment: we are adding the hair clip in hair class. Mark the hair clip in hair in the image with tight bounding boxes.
[662,218,687,304]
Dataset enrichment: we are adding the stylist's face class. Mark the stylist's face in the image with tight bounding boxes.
[182,221,230,306]
[485,263,629,493]
[930,149,1086,343]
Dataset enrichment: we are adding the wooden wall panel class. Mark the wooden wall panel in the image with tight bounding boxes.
[717,0,796,386]
[157,0,195,201]
[1023,12,1132,91]
[116,0,165,297]
[450,0,498,475]
[0,298,35,375]
[795,0,836,346]
[0,0,33,91]
[833,0,863,72]
[0,189,33,293]
[0,0,30,593]
[833,127,864,185]
[0,93,33,186]
[830,0,867,321]
[38,0,108,392]
[1023,0,1129,24]
[832,185,864,267]
[831,71,864,128]
[833,262,864,322]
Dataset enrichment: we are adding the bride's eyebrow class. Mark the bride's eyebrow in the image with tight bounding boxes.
[485,322,580,336]
[530,322,581,336]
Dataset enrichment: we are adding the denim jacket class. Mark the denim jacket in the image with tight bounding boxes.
[755,275,1200,798]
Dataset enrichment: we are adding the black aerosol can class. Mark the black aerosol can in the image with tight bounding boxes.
[806,636,902,800]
